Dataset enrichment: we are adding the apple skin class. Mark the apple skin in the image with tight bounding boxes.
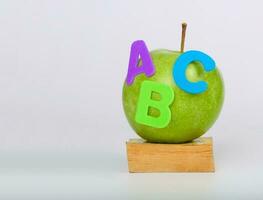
[122,49,224,143]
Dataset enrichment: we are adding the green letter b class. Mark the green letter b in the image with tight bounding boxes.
[135,80,174,128]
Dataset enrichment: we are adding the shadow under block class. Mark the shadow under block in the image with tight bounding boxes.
[126,137,215,173]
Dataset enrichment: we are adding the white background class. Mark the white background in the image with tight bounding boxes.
[0,0,262,199]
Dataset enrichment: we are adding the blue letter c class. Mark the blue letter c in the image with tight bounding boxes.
[173,50,216,94]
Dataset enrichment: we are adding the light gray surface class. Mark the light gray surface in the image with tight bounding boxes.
[0,0,262,199]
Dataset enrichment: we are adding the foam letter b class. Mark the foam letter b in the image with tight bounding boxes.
[135,80,174,128]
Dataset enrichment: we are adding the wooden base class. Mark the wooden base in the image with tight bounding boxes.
[126,137,215,173]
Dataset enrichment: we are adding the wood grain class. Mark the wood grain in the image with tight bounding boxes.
[126,137,215,173]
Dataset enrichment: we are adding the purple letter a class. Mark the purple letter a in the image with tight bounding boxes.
[126,40,155,85]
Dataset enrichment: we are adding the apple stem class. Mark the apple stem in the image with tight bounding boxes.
[180,23,187,52]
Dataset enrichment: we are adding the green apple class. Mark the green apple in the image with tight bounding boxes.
[122,49,224,143]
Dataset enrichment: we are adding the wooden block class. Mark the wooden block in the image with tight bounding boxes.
[126,137,215,173]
